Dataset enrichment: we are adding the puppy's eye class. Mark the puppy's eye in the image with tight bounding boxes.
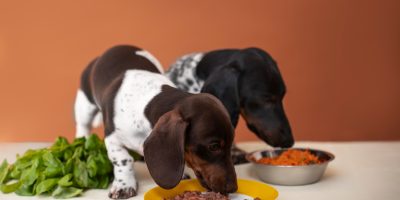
[208,143,221,152]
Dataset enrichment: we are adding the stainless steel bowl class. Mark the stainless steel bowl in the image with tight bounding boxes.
[246,148,335,186]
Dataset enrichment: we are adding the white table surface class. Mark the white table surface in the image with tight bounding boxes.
[0,141,399,200]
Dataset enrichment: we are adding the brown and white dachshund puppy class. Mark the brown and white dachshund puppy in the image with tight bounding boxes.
[166,48,294,163]
[74,45,237,199]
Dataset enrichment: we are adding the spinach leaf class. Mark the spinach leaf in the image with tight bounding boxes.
[0,160,9,184]
[63,149,73,161]
[73,159,89,188]
[32,173,46,195]
[35,178,58,195]
[64,158,73,174]
[84,134,101,150]
[43,166,63,178]
[52,137,69,149]
[43,151,62,168]
[9,167,21,179]
[72,146,83,159]
[58,174,73,187]
[86,155,97,178]
[14,159,32,171]
[96,153,112,175]
[20,158,39,186]
[52,186,83,199]
[97,175,109,189]
[15,183,34,196]
[0,181,21,193]
[71,137,85,147]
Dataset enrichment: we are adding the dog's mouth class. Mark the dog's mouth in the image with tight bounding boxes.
[193,170,211,191]
[247,123,293,148]
[247,123,273,143]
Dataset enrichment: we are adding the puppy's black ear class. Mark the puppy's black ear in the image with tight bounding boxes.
[201,66,240,127]
[143,110,187,189]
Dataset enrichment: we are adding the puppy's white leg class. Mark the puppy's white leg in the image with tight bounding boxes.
[105,134,137,199]
[182,167,191,180]
[74,89,98,138]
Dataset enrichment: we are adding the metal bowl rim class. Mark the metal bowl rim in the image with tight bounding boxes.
[246,147,335,167]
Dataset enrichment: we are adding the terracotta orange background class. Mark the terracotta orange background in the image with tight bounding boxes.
[0,1,399,142]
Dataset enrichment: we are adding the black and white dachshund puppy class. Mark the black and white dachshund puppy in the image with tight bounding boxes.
[74,45,237,199]
[166,48,294,157]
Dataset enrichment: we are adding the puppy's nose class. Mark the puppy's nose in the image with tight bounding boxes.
[224,171,238,193]
[280,137,294,148]
[226,182,238,193]
[278,128,294,148]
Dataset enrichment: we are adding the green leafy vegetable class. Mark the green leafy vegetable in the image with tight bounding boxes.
[0,160,9,184]
[0,134,119,198]
[58,174,73,187]
[52,186,83,199]
[19,158,39,186]
[0,181,21,193]
[53,137,69,149]
[35,178,59,195]
[43,166,63,178]
[97,175,110,189]
[86,155,97,177]
[73,159,89,188]
[43,151,62,168]
[15,183,34,196]
[84,134,101,150]
[9,168,21,179]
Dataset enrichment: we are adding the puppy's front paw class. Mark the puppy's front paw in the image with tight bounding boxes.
[108,181,138,199]
[182,173,191,180]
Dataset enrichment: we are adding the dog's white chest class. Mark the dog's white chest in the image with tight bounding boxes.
[113,70,175,154]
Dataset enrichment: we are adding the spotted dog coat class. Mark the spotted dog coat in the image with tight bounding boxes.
[74,45,173,198]
[74,45,238,199]
[165,53,204,93]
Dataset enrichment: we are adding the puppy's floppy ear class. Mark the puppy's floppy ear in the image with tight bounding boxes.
[201,66,240,127]
[143,110,187,189]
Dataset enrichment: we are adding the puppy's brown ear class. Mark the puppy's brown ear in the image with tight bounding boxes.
[143,110,187,189]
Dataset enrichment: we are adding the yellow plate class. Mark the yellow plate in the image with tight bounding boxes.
[144,179,278,200]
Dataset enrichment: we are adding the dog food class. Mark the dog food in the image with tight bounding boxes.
[165,191,228,200]
[257,149,321,165]
[166,191,261,200]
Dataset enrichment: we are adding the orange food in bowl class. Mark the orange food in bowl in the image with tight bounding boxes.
[257,149,321,166]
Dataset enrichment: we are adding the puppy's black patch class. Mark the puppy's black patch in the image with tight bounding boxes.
[121,159,128,166]
[186,79,193,86]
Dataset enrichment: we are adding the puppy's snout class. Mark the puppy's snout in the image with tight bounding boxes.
[223,165,238,194]
[206,164,238,194]
[211,177,237,194]
[226,181,238,193]
[268,128,294,148]
[278,126,294,148]
[279,135,294,148]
